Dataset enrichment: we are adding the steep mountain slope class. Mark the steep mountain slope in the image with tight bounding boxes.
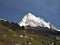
[0,18,60,45]
[19,13,56,30]
[0,20,44,45]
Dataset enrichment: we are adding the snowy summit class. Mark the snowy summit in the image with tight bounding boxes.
[0,18,6,21]
[18,13,56,30]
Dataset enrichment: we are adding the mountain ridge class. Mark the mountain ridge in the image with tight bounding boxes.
[0,13,60,31]
[18,13,56,30]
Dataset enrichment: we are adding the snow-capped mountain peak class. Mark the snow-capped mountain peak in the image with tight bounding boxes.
[18,13,56,29]
[0,18,6,21]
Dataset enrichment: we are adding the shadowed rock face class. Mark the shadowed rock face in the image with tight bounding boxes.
[25,25,60,36]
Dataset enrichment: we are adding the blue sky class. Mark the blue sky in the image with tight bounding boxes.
[0,0,60,29]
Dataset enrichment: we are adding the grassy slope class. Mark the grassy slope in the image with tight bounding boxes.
[0,25,43,45]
